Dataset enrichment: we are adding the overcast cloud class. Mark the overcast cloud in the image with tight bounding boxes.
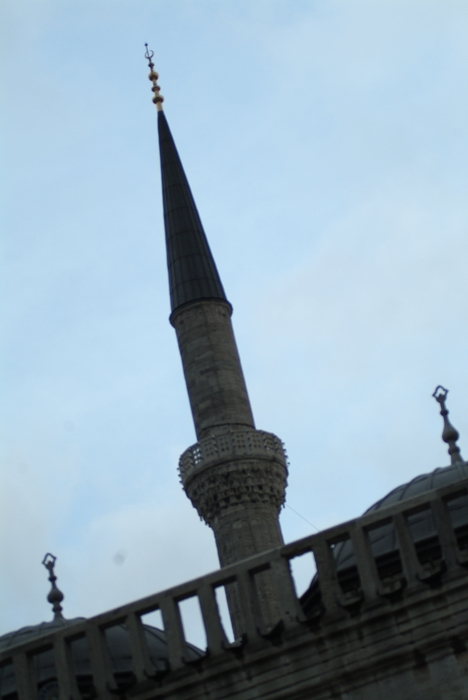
[1,0,468,638]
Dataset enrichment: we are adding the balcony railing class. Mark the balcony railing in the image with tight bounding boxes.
[1,477,467,699]
[178,428,288,481]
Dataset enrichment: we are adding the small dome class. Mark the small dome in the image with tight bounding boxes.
[0,617,202,697]
[0,618,83,697]
[366,461,468,514]
[0,617,85,652]
[301,461,468,615]
[335,461,468,572]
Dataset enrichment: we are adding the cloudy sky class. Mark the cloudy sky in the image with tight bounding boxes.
[1,0,468,641]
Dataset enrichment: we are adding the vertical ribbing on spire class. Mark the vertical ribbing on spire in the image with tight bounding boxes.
[158,110,228,312]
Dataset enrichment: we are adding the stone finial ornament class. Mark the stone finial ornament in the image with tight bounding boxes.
[433,385,464,465]
[145,44,164,110]
[42,553,64,620]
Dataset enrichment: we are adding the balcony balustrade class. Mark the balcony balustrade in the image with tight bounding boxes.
[1,477,467,699]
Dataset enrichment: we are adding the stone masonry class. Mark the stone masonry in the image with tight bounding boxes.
[171,300,288,631]
[2,477,467,699]
[170,300,255,441]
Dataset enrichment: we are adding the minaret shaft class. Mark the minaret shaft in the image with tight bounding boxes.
[173,298,287,566]
[171,300,254,440]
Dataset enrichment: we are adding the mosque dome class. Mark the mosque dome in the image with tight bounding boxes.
[334,460,468,572]
[301,386,468,617]
[0,616,202,698]
[0,618,82,698]
[0,556,202,699]
[366,461,468,512]
[301,459,468,616]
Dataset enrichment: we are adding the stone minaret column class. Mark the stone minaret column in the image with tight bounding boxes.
[148,57,288,633]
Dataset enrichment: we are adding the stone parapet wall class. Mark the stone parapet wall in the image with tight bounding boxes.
[2,477,467,699]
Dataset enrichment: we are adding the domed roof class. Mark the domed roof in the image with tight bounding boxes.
[301,459,468,615]
[0,551,204,697]
[0,618,83,697]
[0,616,202,698]
[0,616,85,652]
[365,461,468,513]
[334,460,468,572]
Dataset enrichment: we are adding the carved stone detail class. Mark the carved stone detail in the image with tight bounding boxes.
[179,428,288,526]
[184,459,287,525]
[179,428,287,479]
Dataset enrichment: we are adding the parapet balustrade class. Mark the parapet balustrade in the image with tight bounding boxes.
[1,478,467,700]
[178,429,288,481]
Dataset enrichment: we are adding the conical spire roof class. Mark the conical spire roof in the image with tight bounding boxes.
[158,110,228,312]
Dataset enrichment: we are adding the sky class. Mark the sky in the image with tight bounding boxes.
[1,0,468,642]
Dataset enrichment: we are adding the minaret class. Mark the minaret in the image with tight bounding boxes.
[146,49,288,628]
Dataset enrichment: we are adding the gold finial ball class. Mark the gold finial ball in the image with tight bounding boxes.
[148,70,159,81]
[151,84,161,93]
[153,94,164,105]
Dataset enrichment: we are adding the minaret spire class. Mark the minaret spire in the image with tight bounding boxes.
[145,44,227,313]
[158,111,228,312]
[146,51,288,634]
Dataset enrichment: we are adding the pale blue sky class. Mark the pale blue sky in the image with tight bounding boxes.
[1,0,468,637]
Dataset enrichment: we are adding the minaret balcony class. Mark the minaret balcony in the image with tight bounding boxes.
[179,428,288,482]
